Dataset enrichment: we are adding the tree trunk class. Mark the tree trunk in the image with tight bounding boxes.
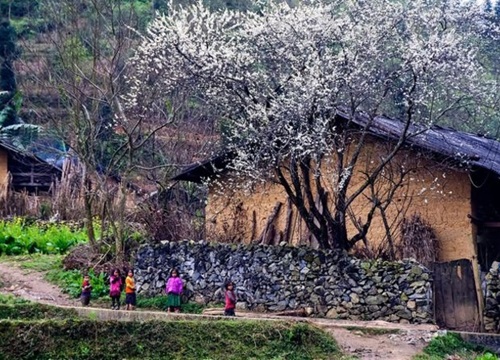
[114,183,128,262]
[333,190,349,250]
[83,175,96,248]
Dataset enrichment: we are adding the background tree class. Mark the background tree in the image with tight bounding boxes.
[126,0,499,250]
[18,0,218,257]
[18,0,158,257]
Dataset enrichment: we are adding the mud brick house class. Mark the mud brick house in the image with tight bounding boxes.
[0,140,61,194]
[173,111,500,331]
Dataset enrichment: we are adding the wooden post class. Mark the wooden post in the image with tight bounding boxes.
[258,201,282,244]
[251,210,257,242]
[283,198,293,244]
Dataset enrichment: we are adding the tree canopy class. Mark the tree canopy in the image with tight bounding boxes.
[126,0,500,249]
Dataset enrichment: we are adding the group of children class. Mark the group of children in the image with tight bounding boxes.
[80,268,238,316]
[80,269,136,311]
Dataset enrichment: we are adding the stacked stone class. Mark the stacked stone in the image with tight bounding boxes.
[483,263,500,332]
[134,241,433,324]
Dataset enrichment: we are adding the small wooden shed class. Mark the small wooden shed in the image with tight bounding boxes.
[0,140,62,194]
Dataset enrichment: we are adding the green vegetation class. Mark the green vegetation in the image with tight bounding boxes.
[8,253,63,272]
[0,302,346,359]
[0,293,30,305]
[477,354,499,360]
[0,317,344,360]
[136,295,205,313]
[414,333,496,360]
[45,268,108,299]
[0,219,88,255]
[0,303,78,320]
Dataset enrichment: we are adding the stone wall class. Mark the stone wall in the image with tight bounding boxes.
[483,262,500,332]
[134,241,433,324]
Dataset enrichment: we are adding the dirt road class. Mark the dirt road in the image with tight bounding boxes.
[0,260,436,359]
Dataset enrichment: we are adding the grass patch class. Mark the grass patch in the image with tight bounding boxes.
[0,294,31,305]
[0,254,63,272]
[0,303,78,320]
[414,333,497,360]
[343,326,400,336]
[136,295,205,314]
[0,318,345,360]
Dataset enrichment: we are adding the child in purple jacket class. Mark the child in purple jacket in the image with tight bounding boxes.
[165,268,183,313]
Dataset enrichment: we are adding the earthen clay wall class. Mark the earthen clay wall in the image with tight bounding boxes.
[206,141,474,262]
[0,149,8,189]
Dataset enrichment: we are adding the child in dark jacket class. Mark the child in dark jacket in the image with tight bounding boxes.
[80,274,92,306]
[224,281,237,316]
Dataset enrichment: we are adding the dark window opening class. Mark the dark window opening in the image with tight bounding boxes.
[470,168,500,271]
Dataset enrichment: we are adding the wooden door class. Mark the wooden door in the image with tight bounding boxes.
[433,259,481,331]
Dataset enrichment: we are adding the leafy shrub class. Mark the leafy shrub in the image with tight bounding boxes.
[0,218,89,256]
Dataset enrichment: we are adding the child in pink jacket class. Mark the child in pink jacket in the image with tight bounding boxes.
[109,269,123,310]
[165,268,183,313]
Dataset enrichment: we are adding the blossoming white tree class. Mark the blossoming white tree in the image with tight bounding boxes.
[127,0,499,250]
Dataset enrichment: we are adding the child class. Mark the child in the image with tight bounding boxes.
[224,281,237,316]
[165,268,183,313]
[80,274,92,306]
[109,269,123,310]
[125,269,136,311]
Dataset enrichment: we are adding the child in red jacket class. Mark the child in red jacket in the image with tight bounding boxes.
[224,281,237,316]
[80,274,92,306]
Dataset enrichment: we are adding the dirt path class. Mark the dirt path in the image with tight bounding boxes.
[318,325,433,359]
[0,262,77,306]
[0,261,436,359]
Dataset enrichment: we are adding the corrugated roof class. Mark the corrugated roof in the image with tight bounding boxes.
[172,112,500,182]
[347,111,500,175]
[0,139,62,173]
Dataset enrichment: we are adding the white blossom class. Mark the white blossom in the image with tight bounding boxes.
[126,0,499,184]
